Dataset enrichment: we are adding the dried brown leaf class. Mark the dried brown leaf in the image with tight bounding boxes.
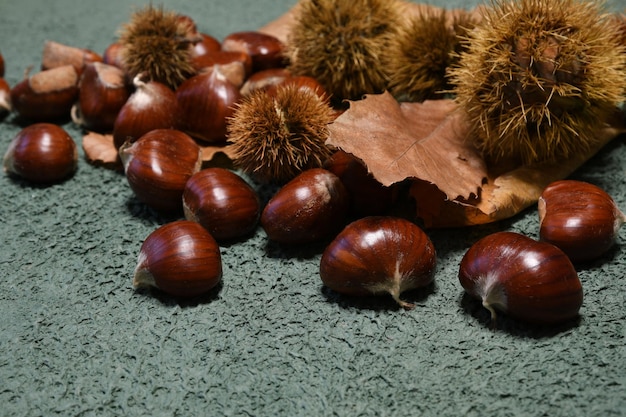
[327,92,485,201]
[327,93,625,228]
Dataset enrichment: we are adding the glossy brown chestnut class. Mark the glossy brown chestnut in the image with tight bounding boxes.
[41,40,102,75]
[183,168,261,241]
[323,150,396,217]
[133,220,222,297]
[240,68,291,96]
[113,75,178,149]
[102,42,125,71]
[459,231,583,324]
[72,62,131,132]
[192,50,253,78]
[320,216,436,309]
[3,123,77,183]
[119,129,202,213]
[0,78,11,116]
[222,31,287,73]
[539,180,626,262]
[261,168,349,244]
[191,33,222,61]
[175,67,242,143]
[10,65,79,121]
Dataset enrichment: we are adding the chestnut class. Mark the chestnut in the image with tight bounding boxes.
[175,66,242,143]
[323,150,397,217]
[240,68,291,96]
[0,78,11,116]
[222,31,287,72]
[183,168,261,241]
[102,42,125,71]
[261,168,349,244]
[191,33,222,61]
[113,74,178,149]
[133,220,222,298]
[459,231,583,325]
[538,180,626,262]
[320,216,436,309]
[119,129,202,213]
[71,62,131,132]
[10,65,79,121]
[3,123,77,183]
[192,50,253,78]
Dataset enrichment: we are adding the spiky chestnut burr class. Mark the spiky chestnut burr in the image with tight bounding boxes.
[449,0,626,165]
[117,5,199,89]
[386,10,476,102]
[286,0,404,103]
[228,84,335,184]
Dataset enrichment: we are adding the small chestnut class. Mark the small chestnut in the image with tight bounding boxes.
[10,65,79,121]
[459,231,583,325]
[3,123,77,183]
[261,168,349,244]
[538,180,626,262]
[183,168,261,241]
[222,31,287,73]
[71,62,131,132]
[323,150,397,217]
[175,66,243,143]
[320,216,436,309]
[0,78,11,116]
[133,220,222,297]
[113,74,178,149]
[240,68,291,96]
[119,129,202,213]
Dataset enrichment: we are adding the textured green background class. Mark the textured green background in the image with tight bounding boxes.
[1,0,625,416]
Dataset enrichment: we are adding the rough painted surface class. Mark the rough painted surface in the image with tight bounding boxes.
[1,0,625,416]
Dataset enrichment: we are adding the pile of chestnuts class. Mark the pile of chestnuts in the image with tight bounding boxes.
[1,9,624,330]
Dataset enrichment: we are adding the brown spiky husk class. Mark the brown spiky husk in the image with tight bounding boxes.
[228,85,335,183]
[286,0,404,103]
[387,10,477,102]
[449,0,626,165]
[118,5,197,89]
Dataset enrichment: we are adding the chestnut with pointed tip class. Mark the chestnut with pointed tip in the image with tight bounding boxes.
[133,220,222,297]
[72,62,131,132]
[320,216,436,309]
[119,129,202,213]
[10,65,79,121]
[459,231,583,325]
[539,180,626,262]
[175,66,242,143]
[113,74,178,149]
[261,168,348,244]
[3,123,77,183]
[183,168,261,241]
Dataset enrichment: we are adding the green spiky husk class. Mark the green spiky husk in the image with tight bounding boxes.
[228,85,335,183]
[387,11,476,102]
[286,0,404,103]
[118,5,197,89]
[450,0,626,165]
